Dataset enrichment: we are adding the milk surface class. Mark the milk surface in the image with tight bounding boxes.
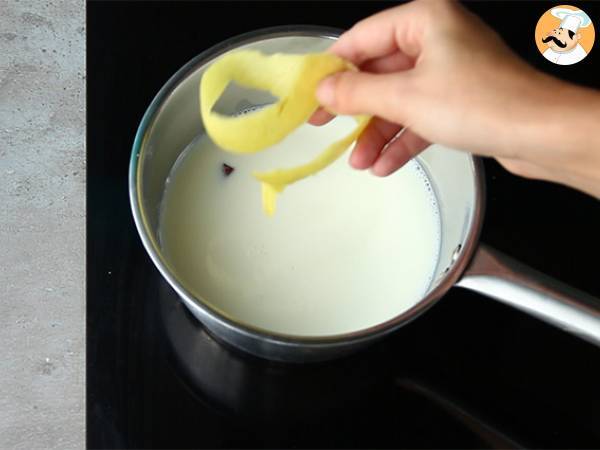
[160,117,441,336]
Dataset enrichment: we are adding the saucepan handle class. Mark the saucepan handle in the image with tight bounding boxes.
[456,243,600,346]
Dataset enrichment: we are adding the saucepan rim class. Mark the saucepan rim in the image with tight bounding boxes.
[129,25,486,347]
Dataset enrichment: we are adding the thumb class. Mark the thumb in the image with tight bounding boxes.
[315,70,409,122]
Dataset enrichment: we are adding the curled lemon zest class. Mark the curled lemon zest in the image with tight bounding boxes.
[200,50,370,215]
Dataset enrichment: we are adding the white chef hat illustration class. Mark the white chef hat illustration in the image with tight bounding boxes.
[551,7,592,33]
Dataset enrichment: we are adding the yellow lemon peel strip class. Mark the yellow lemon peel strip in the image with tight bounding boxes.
[200,50,370,215]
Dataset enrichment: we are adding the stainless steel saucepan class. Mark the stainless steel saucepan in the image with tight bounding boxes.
[129,26,600,362]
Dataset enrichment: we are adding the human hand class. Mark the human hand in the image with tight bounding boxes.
[310,0,600,197]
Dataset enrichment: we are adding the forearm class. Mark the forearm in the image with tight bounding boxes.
[508,72,600,198]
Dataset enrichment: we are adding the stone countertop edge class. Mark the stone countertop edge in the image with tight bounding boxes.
[0,1,85,449]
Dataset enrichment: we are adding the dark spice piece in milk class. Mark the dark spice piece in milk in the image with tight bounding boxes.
[222,163,235,177]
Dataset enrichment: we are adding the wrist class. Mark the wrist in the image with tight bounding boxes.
[509,73,600,197]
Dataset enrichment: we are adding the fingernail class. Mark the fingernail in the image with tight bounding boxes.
[316,76,336,106]
[349,157,367,170]
[370,167,384,177]
[371,163,390,177]
[349,151,370,171]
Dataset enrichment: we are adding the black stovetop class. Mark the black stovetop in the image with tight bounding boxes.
[87,2,600,448]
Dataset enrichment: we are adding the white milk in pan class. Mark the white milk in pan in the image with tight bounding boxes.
[159,116,441,336]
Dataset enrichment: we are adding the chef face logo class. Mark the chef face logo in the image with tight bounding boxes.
[542,27,580,52]
[535,5,595,65]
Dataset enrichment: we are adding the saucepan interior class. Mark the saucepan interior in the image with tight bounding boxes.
[130,27,485,361]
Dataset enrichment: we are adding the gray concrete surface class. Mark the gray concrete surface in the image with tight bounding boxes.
[0,1,85,448]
